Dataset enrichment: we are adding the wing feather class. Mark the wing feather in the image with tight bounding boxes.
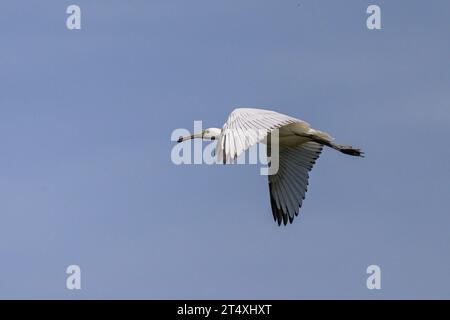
[268,142,323,225]
[216,108,306,164]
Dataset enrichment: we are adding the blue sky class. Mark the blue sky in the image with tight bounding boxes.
[1,0,450,299]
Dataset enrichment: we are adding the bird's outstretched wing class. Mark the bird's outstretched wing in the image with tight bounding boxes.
[216,108,305,164]
[268,141,323,226]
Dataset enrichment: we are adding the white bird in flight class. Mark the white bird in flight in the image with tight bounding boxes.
[177,108,363,226]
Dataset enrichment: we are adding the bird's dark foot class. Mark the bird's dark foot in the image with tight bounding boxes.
[339,146,364,157]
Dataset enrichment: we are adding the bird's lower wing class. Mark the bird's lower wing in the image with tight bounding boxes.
[268,141,323,226]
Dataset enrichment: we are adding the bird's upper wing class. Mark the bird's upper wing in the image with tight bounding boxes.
[268,141,323,226]
[216,108,305,164]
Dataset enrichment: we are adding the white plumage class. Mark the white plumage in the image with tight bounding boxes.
[177,108,363,226]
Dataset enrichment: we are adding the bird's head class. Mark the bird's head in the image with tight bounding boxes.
[202,128,222,140]
[177,128,221,143]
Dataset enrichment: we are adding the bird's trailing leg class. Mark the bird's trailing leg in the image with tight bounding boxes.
[297,134,364,157]
[331,144,364,157]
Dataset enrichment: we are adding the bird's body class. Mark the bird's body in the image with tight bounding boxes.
[264,123,328,149]
[177,108,363,226]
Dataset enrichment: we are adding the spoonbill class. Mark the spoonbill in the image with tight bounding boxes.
[177,108,363,226]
